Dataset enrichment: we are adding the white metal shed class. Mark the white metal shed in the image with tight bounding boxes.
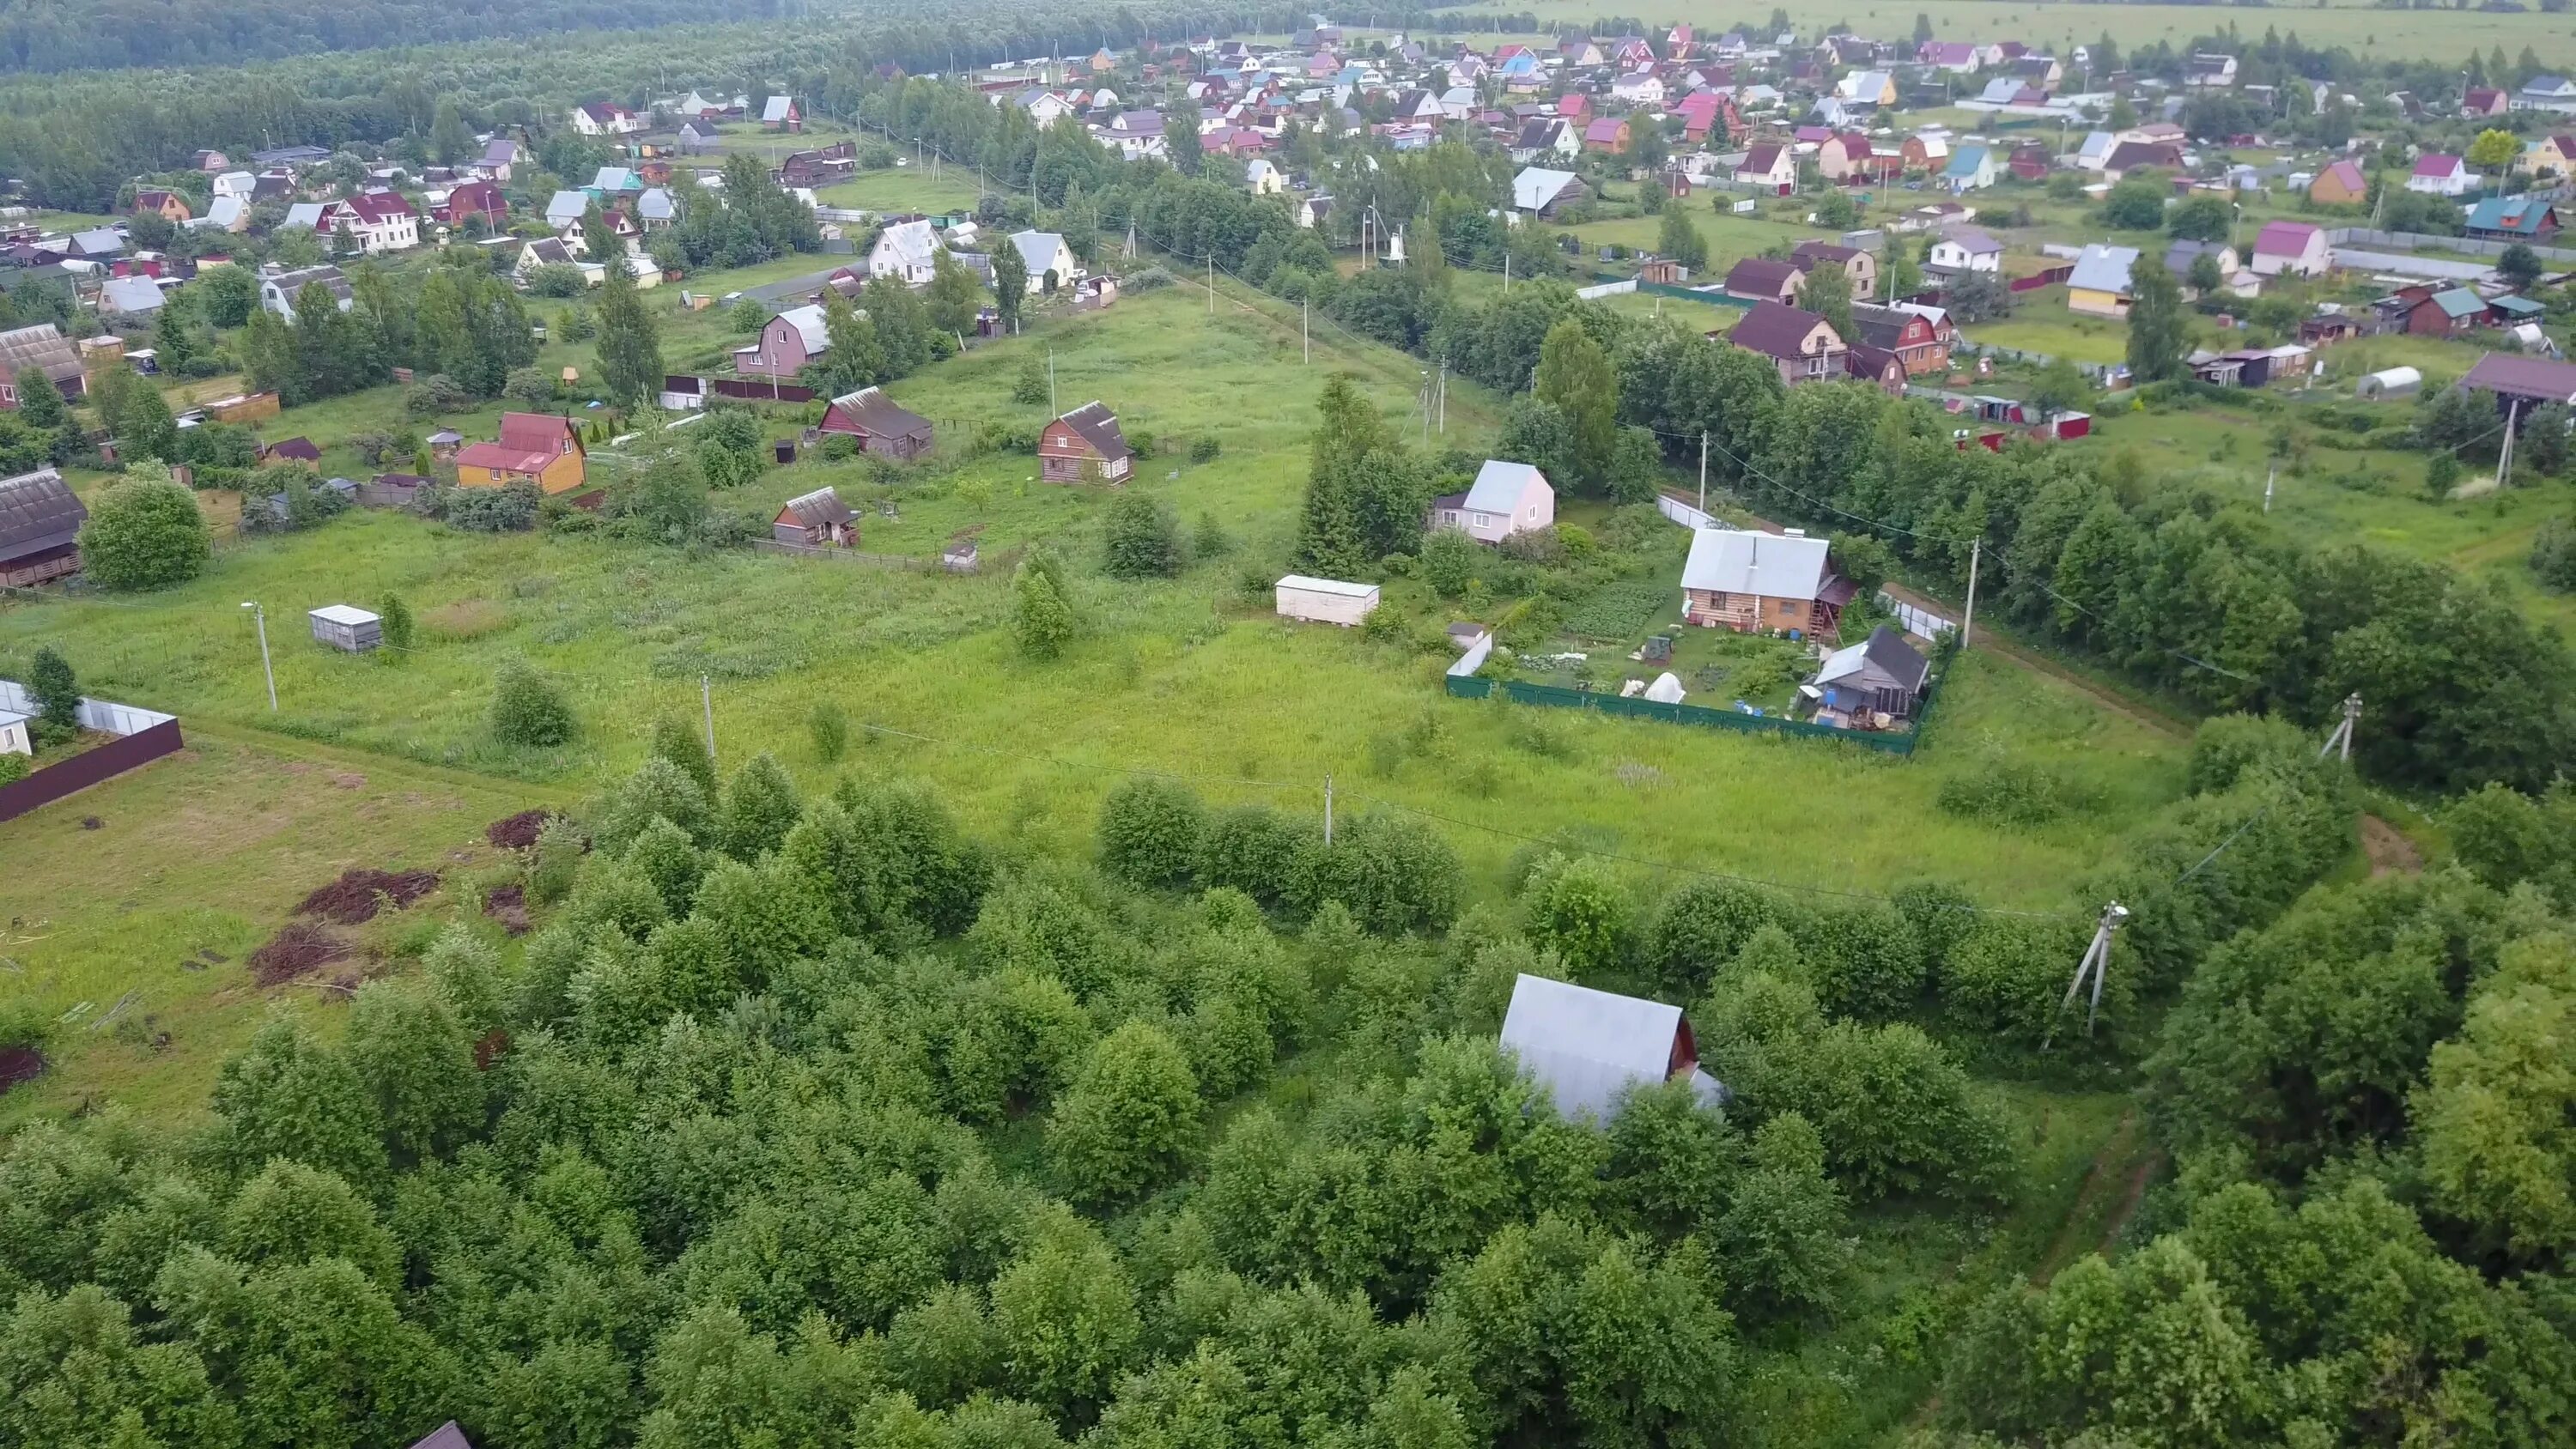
[1275,574,1380,626]
[309,603,382,652]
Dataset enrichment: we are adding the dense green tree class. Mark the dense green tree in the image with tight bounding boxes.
[1798,260,1854,344]
[1096,778,1205,888]
[716,752,801,861]
[991,236,1027,334]
[75,469,208,591]
[343,981,481,1165]
[2123,254,2190,384]
[1531,317,1617,491]
[209,1016,387,1184]
[1100,493,1182,579]
[592,256,663,408]
[1048,1022,1200,1203]
[489,658,574,747]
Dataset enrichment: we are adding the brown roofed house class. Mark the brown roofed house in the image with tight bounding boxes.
[1722,300,1847,385]
[1722,256,1806,304]
[1041,402,1133,482]
[819,386,933,459]
[772,486,858,546]
[454,412,586,493]
[0,467,88,586]
[1789,239,1877,300]
[0,324,89,404]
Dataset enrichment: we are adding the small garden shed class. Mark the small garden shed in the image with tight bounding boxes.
[1275,574,1380,625]
[309,603,382,652]
[773,487,857,546]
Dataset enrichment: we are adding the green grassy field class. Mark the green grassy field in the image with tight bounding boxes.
[0,726,556,1131]
[1514,0,2576,62]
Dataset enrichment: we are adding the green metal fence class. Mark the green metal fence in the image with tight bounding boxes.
[1589,274,1756,310]
[1444,670,1943,756]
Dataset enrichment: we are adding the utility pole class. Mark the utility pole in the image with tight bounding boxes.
[701,675,716,770]
[2043,901,2130,1049]
[1303,298,1310,362]
[1437,362,1447,433]
[2263,463,2275,513]
[1206,253,1214,314]
[2318,692,2362,761]
[1697,430,1708,512]
[1048,349,1056,415]
[1961,537,1981,646]
[240,602,276,711]
[2497,398,2520,488]
[1503,251,1510,292]
[1322,773,1334,846]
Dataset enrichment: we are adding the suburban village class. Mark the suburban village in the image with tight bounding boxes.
[4,7,2576,1449]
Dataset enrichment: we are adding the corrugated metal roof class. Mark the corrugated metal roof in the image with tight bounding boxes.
[1680,526,1832,599]
[1276,574,1378,597]
[0,468,86,561]
[1463,458,1546,513]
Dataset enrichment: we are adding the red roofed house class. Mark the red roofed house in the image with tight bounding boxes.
[2310,158,2368,205]
[1721,300,1847,385]
[319,191,420,252]
[2408,153,2473,197]
[1558,93,1589,120]
[2251,220,2330,277]
[455,413,586,494]
[1723,257,1806,305]
[438,180,507,230]
[1735,142,1795,195]
[1041,401,1133,482]
[1816,132,1874,180]
[1674,89,1735,142]
[2464,86,2509,118]
[1582,116,1631,153]
[132,188,191,223]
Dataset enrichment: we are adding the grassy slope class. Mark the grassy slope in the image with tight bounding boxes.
[0,726,552,1131]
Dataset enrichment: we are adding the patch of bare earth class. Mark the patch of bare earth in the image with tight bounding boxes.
[2361,815,2423,877]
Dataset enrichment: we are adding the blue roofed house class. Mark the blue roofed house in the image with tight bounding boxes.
[1428,459,1555,543]
[1498,974,1726,1123]
[2517,74,2576,113]
[2067,243,2142,318]
[2465,195,2561,241]
[1942,142,1996,192]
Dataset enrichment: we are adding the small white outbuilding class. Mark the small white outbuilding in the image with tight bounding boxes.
[309,603,382,652]
[1275,574,1380,626]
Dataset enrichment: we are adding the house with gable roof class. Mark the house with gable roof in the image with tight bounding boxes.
[1427,459,1554,543]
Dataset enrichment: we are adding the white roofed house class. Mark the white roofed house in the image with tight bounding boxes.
[736,303,829,378]
[1511,167,1589,217]
[1427,459,1554,544]
[1007,230,1080,293]
[1679,526,1850,640]
[1246,158,1285,194]
[97,276,166,316]
[1498,974,1726,1123]
[544,190,592,235]
[866,218,941,285]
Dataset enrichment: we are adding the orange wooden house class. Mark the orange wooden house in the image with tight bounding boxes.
[455,412,586,493]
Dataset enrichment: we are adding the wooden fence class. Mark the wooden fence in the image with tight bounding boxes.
[0,718,185,822]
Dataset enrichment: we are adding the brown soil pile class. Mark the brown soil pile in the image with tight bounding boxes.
[248,922,353,985]
[295,868,440,925]
[0,1045,46,1095]
[486,809,556,849]
[483,882,531,936]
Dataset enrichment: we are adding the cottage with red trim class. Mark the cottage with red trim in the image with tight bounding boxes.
[2250,220,2330,278]
[818,386,934,460]
[455,413,585,494]
[1040,402,1133,482]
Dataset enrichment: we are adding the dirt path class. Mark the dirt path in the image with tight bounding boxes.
[2032,1111,2164,1286]
[1970,632,2191,739]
